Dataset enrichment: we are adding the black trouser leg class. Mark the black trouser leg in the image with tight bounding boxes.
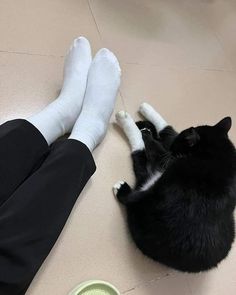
[0,123,96,295]
[0,119,49,206]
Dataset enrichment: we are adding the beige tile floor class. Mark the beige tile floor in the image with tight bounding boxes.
[0,0,236,294]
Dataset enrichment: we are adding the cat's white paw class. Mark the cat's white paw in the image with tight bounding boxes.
[116,110,130,123]
[113,180,125,196]
[116,111,133,126]
[116,110,145,151]
[139,102,153,116]
[116,110,127,119]
[139,102,168,132]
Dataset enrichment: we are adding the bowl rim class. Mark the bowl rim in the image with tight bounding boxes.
[68,280,120,295]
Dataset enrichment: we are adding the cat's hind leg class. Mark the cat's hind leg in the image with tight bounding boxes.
[116,111,149,187]
[139,102,178,150]
[139,102,168,133]
[116,111,145,152]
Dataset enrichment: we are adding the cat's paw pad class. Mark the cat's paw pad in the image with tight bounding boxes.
[113,180,125,196]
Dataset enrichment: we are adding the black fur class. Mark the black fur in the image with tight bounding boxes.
[116,117,236,272]
[135,120,158,140]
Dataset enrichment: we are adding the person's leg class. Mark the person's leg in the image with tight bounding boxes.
[0,119,49,206]
[0,48,121,295]
[69,48,121,151]
[0,139,96,295]
[28,37,92,145]
[0,37,91,206]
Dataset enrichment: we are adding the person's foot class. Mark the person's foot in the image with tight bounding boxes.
[28,37,92,144]
[69,48,121,151]
[59,37,92,109]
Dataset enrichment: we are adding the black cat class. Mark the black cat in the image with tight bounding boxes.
[114,106,236,273]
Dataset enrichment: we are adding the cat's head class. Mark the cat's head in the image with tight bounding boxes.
[170,117,232,157]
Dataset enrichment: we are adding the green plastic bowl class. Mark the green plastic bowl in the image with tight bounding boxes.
[68,280,120,295]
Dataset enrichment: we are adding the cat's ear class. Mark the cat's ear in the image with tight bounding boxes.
[185,128,200,147]
[215,117,232,134]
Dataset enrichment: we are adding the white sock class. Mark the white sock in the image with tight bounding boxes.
[116,111,145,152]
[139,102,168,132]
[28,37,92,145]
[69,48,121,151]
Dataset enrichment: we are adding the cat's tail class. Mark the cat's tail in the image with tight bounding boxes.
[135,120,158,140]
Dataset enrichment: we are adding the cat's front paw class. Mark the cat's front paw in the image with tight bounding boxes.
[116,110,127,119]
[139,102,153,117]
[113,180,131,204]
[115,110,132,126]
[113,180,125,197]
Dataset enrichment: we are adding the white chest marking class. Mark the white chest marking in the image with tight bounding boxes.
[140,171,163,191]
